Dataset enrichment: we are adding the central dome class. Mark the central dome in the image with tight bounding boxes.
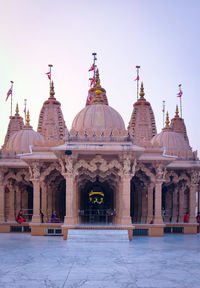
[72,103,125,132]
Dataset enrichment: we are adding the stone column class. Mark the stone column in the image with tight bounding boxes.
[63,174,77,225]
[178,185,185,222]
[16,186,21,214]
[120,175,132,225]
[189,170,199,223]
[147,183,154,223]
[172,187,178,222]
[31,180,41,223]
[189,184,197,223]
[41,183,47,222]
[154,181,163,224]
[8,181,15,221]
[0,184,5,222]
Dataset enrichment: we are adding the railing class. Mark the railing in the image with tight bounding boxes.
[79,209,116,224]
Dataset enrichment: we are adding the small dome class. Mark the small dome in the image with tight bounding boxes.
[151,129,192,158]
[5,124,45,154]
[72,104,125,133]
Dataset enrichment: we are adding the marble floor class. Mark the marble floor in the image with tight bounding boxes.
[0,231,200,288]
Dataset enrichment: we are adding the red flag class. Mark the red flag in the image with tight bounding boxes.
[87,90,92,104]
[6,88,12,101]
[89,64,95,72]
[177,90,183,98]
[46,72,51,80]
[90,76,95,87]
[134,75,139,81]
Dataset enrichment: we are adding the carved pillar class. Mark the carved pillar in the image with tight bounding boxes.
[154,181,163,224]
[153,165,165,224]
[16,186,21,213]
[189,170,199,223]
[41,182,47,222]
[8,180,15,221]
[141,188,148,223]
[47,186,53,220]
[120,175,132,225]
[32,180,41,223]
[178,185,185,222]
[147,183,154,223]
[0,178,5,222]
[171,187,178,222]
[63,174,76,225]
[30,163,41,223]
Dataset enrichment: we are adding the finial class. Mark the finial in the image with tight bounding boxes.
[26,110,30,124]
[15,103,19,115]
[50,81,55,98]
[175,105,179,117]
[165,111,170,126]
[139,82,145,98]
[95,69,99,82]
[95,79,102,95]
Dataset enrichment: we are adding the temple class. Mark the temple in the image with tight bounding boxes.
[0,66,199,238]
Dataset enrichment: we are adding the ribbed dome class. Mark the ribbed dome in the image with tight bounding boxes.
[72,104,125,133]
[151,129,192,158]
[5,124,45,154]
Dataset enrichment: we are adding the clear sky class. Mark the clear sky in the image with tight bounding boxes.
[0,0,199,154]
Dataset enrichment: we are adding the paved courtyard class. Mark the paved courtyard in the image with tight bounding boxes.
[0,231,200,288]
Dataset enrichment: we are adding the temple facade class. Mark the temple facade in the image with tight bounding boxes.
[0,69,199,237]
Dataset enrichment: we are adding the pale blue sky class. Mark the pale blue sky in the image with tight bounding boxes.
[0,0,199,153]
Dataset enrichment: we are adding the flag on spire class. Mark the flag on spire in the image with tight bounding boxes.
[134,75,139,81]
[90,76,95,87]
[6,88,12,101]
[87,90,92,104]
[89,64,95,72]
[46,72,51,80]
[177,90,183,98]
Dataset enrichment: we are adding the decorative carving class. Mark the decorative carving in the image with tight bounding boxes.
[29,163,40,180]
[74,155,122,177]
[65,156,73,175]
[123,157,131,175]
[135,163,155,182]
[156,164,166,182]
[191,170,200,186]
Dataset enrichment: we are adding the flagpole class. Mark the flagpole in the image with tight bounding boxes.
[10,81,14,116]
[162,100,165,128]
[24,99,27,119]
[136,66,140,100]
[48,64,53,84]
[92,52,97,85]
[179,84,182,118]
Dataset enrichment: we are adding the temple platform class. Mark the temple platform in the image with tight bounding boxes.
[0,222,198,237]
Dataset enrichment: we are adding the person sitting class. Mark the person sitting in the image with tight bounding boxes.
[16,209,25,224]
[184,212,189,223]
[50,211,59,223]
[40,210,44,223]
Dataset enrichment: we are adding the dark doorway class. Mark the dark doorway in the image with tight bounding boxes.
[80,179,114,224]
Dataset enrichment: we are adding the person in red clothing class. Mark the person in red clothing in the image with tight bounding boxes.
[184,212,189,223]
[16,209,25,224]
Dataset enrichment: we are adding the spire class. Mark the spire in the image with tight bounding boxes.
[49,81,55,98]
[165,111,170,127]
[175,105,179,117]
[139,82,145,99]
[26,110,30,125]
[15,103,19,115]
[91,76,104,104]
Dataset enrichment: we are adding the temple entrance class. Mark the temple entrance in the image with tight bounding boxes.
[131,170,151,223]
[79,179,115,224]
[44,170,65,222]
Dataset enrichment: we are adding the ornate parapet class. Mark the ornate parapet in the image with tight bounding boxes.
[65,128,132,143]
